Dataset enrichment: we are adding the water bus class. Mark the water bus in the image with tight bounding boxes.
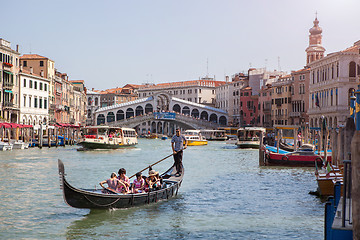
[79,126,137,149]
[199,129,227,141]
[236,127,266,149]
[184,130,208,146]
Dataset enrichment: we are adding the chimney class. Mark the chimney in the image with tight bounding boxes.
[225,76,229,83]
[20,66,23,72]
[92,88,94,91]
[16,44,19,52]
[40,70,44,77]
[30,67,33,74]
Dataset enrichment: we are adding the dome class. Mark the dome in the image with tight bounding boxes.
[309,18,322,35]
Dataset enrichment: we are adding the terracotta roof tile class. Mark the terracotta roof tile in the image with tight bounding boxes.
[341,45,359,53]
[20,54,49,60]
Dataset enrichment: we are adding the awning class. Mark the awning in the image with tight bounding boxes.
[3,70,13,75]
[4,90,12,93]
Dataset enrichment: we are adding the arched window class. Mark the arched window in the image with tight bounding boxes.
[145,104,153,114]
[191,109,199,118]
[135,106,144,116]
[126,108,134,119]
[219,116,227,126]
[349,61,356,77]
[182,106,190,115]
[107,112,115,122]
[172,104,181,113]
[200,111,208,120]
[209,114,217,123]
[116,110,124,121]
[88,97,92,106]
[95,97,99,105]
[97,114,105,125]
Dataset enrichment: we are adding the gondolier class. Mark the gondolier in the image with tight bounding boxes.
[171,128,187,177]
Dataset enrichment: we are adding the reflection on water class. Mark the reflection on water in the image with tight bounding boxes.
[0,140,324,239]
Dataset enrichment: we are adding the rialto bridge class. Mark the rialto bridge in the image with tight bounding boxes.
[94,92,228,135]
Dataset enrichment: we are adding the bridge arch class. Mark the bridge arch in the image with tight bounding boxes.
[200,111,208,120]
[116,110,124,121]
[191,109,199,118]
[219,116,227,125]
[107,112,115,122]
[182,106,190,115]
[156,93,171,111]
[97,114,105,125]
[209,113,217,123]
[126,108,134,119]
[135,106,144,116]
[151,122,156,133]
[173,104,181,113]
[145,104,153,114]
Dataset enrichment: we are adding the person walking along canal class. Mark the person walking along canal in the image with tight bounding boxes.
[171,128,187,177]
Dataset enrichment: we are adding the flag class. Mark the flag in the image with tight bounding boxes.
[325,161,332,178]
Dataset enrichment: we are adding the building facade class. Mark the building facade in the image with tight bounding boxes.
[19,69,50,125]
[258,84,272,127]
[240,87,259,126]
[271,75,293,126]
[308,41,360,128]
[0,39,21,123]
[138,78,225,108]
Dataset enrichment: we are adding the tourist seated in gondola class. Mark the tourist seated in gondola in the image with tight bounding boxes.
[132,172,145,193]
[148,169,161,191]
[117,168,130,193]
[99,172,126,194]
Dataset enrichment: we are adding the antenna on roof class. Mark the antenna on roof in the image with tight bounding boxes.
[206,58,209,77]
[29,42,32,54]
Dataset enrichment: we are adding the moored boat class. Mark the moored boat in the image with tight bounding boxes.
[79,126,137,149]
[58,159,184,209]
[199,129,227,141]
[264,147,330,167]
[236,127,266,149]
[0,141,13,151]
[184,130,208,146]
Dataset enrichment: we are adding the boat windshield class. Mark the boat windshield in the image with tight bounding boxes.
[83,128,98,136]
[238,130,261,141]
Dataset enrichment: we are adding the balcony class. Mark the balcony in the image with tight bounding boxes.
[3,101,13,108]
[3,81,14,88]
[289,112,301,117]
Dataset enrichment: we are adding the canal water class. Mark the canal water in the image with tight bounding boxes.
[0,139,324,239]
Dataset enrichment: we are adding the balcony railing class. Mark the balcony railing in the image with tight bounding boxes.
[289,112,301,117]
[3,101,13,107]
[3,81,14,88]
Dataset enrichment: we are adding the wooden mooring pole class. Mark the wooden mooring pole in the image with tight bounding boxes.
[259,131,265,166]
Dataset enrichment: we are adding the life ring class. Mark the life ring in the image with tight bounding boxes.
[282,156,289,162]
[127,139,130,143]
[109,138,113,141]
[99,137,103,140]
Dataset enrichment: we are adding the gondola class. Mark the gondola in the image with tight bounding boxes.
[58,159,184,209]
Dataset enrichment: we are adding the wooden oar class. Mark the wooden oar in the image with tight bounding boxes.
[101,186,119,195]
[129,151,178,179]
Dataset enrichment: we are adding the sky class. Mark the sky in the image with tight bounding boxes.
[2,0,360,90]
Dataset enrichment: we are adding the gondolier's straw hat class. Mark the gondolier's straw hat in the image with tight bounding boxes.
[149,170,159,176]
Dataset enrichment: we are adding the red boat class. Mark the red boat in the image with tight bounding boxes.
[265,149,331,167]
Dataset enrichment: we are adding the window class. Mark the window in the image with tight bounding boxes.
[44,84,47,91]
[23,61,27,67]
[44,99,47,109]
[29,80,33,88]
[23,78,26,87]
[40,83,43,90]
[40,61,44,67]
[199,89,201,93]
[29,96,31,107]
[23,95,26,107]
[39,98,43,109]
[34,98,38,108]
[34,81,37,89]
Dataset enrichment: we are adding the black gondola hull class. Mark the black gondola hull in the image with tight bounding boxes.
[58,159,183,209]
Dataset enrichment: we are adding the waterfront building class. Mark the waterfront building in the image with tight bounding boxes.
[0,39,21,123]
[240,87,259,126]
[69,80,87,126]
[248,68,287,96]
[258,84,272,127]
[20,54,56,123]
[137,77,226,108]
[216,74,248,126]
[19,69,50,125]
[86,89,102,126]
[99,87,138,107]
[289,68,310,125]
[308,40,360,128]
[271,75,293,126]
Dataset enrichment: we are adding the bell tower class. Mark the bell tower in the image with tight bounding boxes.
[305,14,325,65]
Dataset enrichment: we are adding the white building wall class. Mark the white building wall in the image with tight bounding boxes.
[19,73,50,125]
